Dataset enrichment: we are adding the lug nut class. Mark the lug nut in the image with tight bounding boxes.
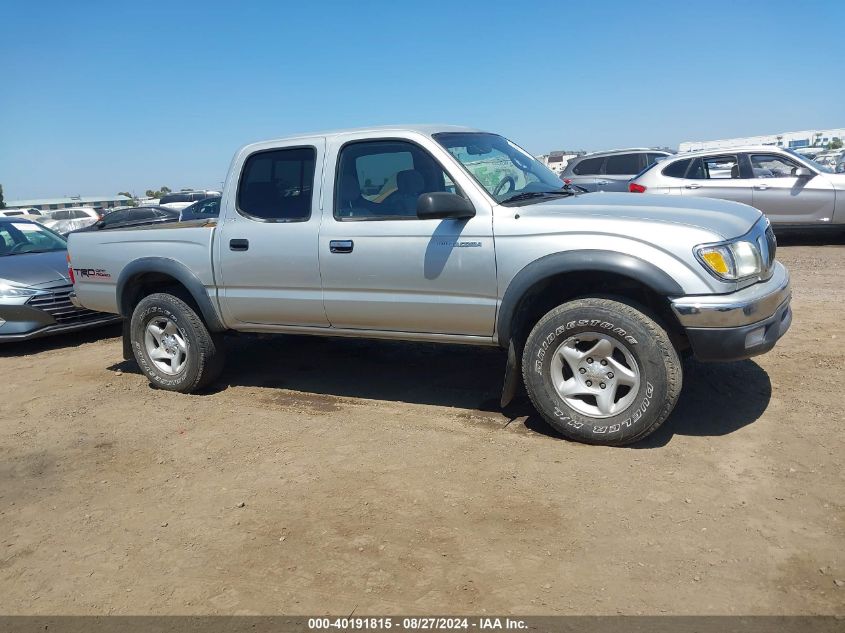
[600,359,608,366]
[586,380,592,387]
[586,357,593,364]
[607,372,614,379]
[600,383,606,389]
[579,368,587,374]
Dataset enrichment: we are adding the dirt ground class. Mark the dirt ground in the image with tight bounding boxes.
[1,233,843,616]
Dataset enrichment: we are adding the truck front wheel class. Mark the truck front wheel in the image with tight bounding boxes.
[522,298,682,446]
[130,292,224,392]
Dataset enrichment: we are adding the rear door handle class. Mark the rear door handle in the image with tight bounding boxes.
[596,179,611,185]
[755,184,769,190]
[229,239,249,251]
[329,240,354,253]
[684,183,701,189]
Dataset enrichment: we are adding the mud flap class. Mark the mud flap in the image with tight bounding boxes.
[500,340,522,408]
[122,318,132,361]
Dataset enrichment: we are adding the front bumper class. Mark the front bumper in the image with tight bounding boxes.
[671,262,792,361]
[0,288,122,342]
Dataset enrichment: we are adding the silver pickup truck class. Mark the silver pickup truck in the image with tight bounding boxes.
[68,125,792,446]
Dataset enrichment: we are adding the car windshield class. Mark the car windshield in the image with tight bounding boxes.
[0,221,66,256]
[434,132,566,203]
[160,193,194,204]
[785,148,833,174]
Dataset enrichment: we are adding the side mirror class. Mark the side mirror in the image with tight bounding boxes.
[416,192,475,220]
[95,220,106,229]
[793,167,814,178]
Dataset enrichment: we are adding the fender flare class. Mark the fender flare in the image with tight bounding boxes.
[116,257,226,332]
[496,250,684,348]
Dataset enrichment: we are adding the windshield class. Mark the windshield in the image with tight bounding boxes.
[434,132,566,203]
[785,148,833,174]
[160,193,194,204]
[0,221,66,256]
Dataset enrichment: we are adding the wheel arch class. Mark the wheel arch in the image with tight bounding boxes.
[497,250,686,351]
[116,258,225,332]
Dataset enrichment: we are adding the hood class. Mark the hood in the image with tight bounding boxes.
[0,249,70,287]
[825,172,845,189]
[526,192,763,240]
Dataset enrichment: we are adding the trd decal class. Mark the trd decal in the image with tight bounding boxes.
[73,268,112,279]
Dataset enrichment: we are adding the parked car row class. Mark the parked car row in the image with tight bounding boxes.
[561,148,673,192]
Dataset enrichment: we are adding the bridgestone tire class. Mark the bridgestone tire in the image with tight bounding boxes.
[522,298,682,446]
[130,293,224,393]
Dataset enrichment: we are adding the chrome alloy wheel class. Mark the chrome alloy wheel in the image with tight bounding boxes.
[550,332,640,418]
[144,316,188,375]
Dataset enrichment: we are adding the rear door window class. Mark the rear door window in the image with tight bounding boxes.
[701,155,741,179]
[686,158,706,180]
[129,208,158,221]
[238,147,316,222]
[572,157,604,175]
[605,153,642,175]
[103,210,130,225]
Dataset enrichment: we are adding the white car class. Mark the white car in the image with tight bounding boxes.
[158,191,220,211]
[0,208,42,217]
[629,145,845,228]
[40,207,101,235]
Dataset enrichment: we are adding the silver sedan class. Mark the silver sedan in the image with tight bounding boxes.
[628,145,845,228]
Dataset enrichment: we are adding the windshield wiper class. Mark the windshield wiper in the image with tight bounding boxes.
[500,190,575,204]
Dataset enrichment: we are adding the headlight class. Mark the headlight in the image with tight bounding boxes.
[696,240,762,280]
[0,280,45,299]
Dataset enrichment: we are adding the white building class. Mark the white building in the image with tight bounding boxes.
[679,128,845,153]
[537,150,584,175]
[4,194,132,212]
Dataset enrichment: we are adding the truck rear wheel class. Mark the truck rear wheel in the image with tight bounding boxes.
[130,292,224,393]
[522,298,682,446]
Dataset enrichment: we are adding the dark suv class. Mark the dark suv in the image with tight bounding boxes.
[561,149,672,192]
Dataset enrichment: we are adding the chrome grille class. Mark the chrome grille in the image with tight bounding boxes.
[26,284,103,324]
[765,224,777,269]
[755,220,777,277]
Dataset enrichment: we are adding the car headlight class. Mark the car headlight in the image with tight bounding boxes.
[695,240,762,280]
[0,280,46,299]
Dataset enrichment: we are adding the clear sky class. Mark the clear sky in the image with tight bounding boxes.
[1,0,843,200]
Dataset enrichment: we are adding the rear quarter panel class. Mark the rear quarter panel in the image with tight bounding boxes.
[67,223,217,314]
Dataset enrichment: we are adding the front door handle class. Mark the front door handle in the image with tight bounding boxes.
[755,184,769,190]
[329,240,354,254]
[685,183,701,189]
[229,239,249,251]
